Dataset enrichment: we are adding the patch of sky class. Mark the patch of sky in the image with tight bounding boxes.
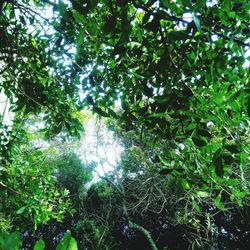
[0,92,14,126]
[211,35,219,42]
[79,117,123,181]
[206,0,218,7]
[243,39,250,68]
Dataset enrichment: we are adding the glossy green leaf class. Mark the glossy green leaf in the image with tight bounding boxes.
[34,239,45,250]
[197,191,210,198]
[192,13,201,32]
[56,232,78,250]
[16,206,26,214]
[180,179,190,190]
[214,194,225,210]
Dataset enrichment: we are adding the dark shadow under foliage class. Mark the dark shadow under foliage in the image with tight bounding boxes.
[21,203,250,249]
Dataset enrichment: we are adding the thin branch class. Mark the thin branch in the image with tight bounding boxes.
[0,181,27,197]
[128,221,158,250]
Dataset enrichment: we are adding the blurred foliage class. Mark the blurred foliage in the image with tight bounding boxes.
[0,231,77,250]
[52,152,93,196]
[0,231,22,250]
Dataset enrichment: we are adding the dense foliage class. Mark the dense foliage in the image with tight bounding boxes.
[0,0,249,249]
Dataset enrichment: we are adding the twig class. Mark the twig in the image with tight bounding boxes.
[0,181,27,197]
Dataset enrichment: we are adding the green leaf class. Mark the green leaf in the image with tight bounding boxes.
[34,239,45,250]
[161,0,184,14]
[226,90,241,104]
[192,13,201,31]
[92,107,110,117]
[159,156,169,165]
[196,129,211,138]
[228,11,236,18]
[56,232,78,250]
[72,11,85,24]
[234,189,245,199]
[180,179,190,190]
[247,95,250,118]
[150,112,166,118]
[187,123,197,130]
[191,196,201,213]
[214,194,225,210]
[192,137,207,147]
[20,15,26,25]
[16,206,26,214]
[196,191,209,198]
[58,1,67,17]
[68,237,77,250]
[214,157,224,178]
[159,168,173,175]
[224,144,240,154]
[56,232,70,250]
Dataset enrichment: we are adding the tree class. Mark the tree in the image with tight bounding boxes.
[0,0,84,231]
[0,0,83,138]
[0,0,249,247]
[0,142,72,230]
[49,0,250,210]
[52,151,93,214]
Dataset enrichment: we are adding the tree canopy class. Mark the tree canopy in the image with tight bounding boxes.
[0,0,249,249]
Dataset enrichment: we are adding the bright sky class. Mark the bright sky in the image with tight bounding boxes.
[0,92,14,126]
[79,117,123,181]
